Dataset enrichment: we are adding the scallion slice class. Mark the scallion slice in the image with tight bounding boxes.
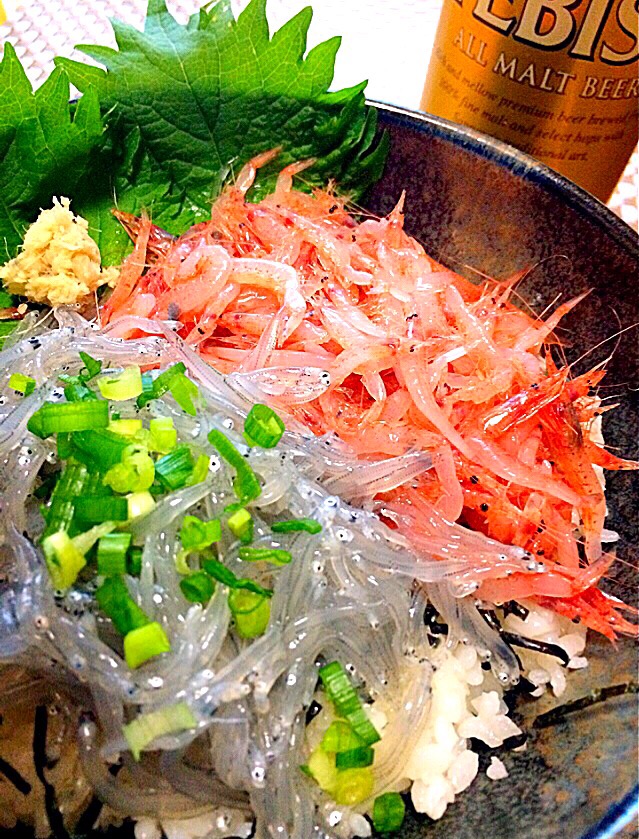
[155,445,194,490]
[372,793,406,833]
[41,531,86,590]
[63,382,98,403]
[69,429,130,471]
[28,400,109,439]
[126,491,156,520]
[207,429,261,503]
[238,546,292,566]
[179,571,215,604]
[8,373,35,396]
[95,576,150,636]
[124,621,171,669]
[123,702,196,761]
[180,515,222,551]
[304,748,338,794]
[169,373,200,416]
[227,508,253,544]
[149,417,177,453]
[332,767,374,806]
[103,445,155,493]
[136,363,186,409]
[127,545,143,576]
[244,403,285,448]
[108,418,143,437]
[335,746,374,769]
[74,496,129,524]
[320,721,365,754]
[228,589,271,639]
[97,366,143,401]
[41,462,89,538]
[271,517,322,535]
[97,532,132,576]
[202,558,272,598]
[186,454,210,486]
[319,662,381,746]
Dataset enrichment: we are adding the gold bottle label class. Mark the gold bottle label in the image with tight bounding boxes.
[421,0,638,201]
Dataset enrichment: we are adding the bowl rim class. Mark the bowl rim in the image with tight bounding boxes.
[369,98,638,839]
[369,100,639,262]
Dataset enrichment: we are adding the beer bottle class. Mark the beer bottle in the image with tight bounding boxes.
[421,0,638,202]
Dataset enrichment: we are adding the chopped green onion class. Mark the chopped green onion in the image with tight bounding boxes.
[335,746,374,769]
[97,366,143,401]
[238,546,292,566]
[42,531,86,590]
[41,462,90,538]
[59,352,102,386]
[169,373,199,416]
[149,417,177,453]
[108,418,143,437]
[155,445,194,490]
[103,445,155,493]
[124,621,171,669]
[332,767,374,806]
[95,576,150,636]
[228,589,271,639]
[271,518,322,535]
[179,571,215,604]
[201,558,272,598]
[320,721,365,754]
[186,454,210,486]
[227,508,253,544]
[79,352,102,381]
[126,491,156,520]
[69,429,130,471]
[127,545,143,576]
[179,516,222,551]
[28,400,109,439]
[244,403,285,448]
[123,702,196,761]
[97,532,132,576]
[63,382,98,402]
[305,747,338,794]
[74,496,129,524]
[8,373,35,396]
[207,429,261,503]
[176,516,222,575]
[372,793,406,833]
[319,662,381,746]
[136,363,186,409]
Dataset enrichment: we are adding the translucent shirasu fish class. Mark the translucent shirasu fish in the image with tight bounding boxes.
[0,315,543,838]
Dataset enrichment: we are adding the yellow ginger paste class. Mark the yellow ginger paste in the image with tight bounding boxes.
[0,197,119,306]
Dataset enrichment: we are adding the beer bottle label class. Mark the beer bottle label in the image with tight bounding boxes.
[421,0,638,201]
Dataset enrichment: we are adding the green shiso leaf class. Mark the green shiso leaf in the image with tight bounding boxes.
[53,0,387,264]
[0,45,105,262]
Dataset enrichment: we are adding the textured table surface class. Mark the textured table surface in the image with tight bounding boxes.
[2,0,638,232]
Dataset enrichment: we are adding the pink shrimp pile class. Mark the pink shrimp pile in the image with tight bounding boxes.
[103,150,638,639]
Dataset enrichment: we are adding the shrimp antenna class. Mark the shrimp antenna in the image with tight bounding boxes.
[567,321,639,371]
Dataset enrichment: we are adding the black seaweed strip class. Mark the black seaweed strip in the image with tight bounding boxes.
[0,755,31,795]
[500,631,570,666]
[32,705,71,839]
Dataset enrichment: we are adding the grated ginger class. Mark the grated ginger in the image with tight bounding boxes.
[0,197,119,307]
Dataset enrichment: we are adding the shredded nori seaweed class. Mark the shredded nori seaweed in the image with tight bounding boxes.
[32,705,71,839]
[0,755,31,795]
[502,601,530,620]
[533,682,639,729]
[500,632,570,666]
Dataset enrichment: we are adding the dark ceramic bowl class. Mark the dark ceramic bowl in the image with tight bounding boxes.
[366,102,638,839]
